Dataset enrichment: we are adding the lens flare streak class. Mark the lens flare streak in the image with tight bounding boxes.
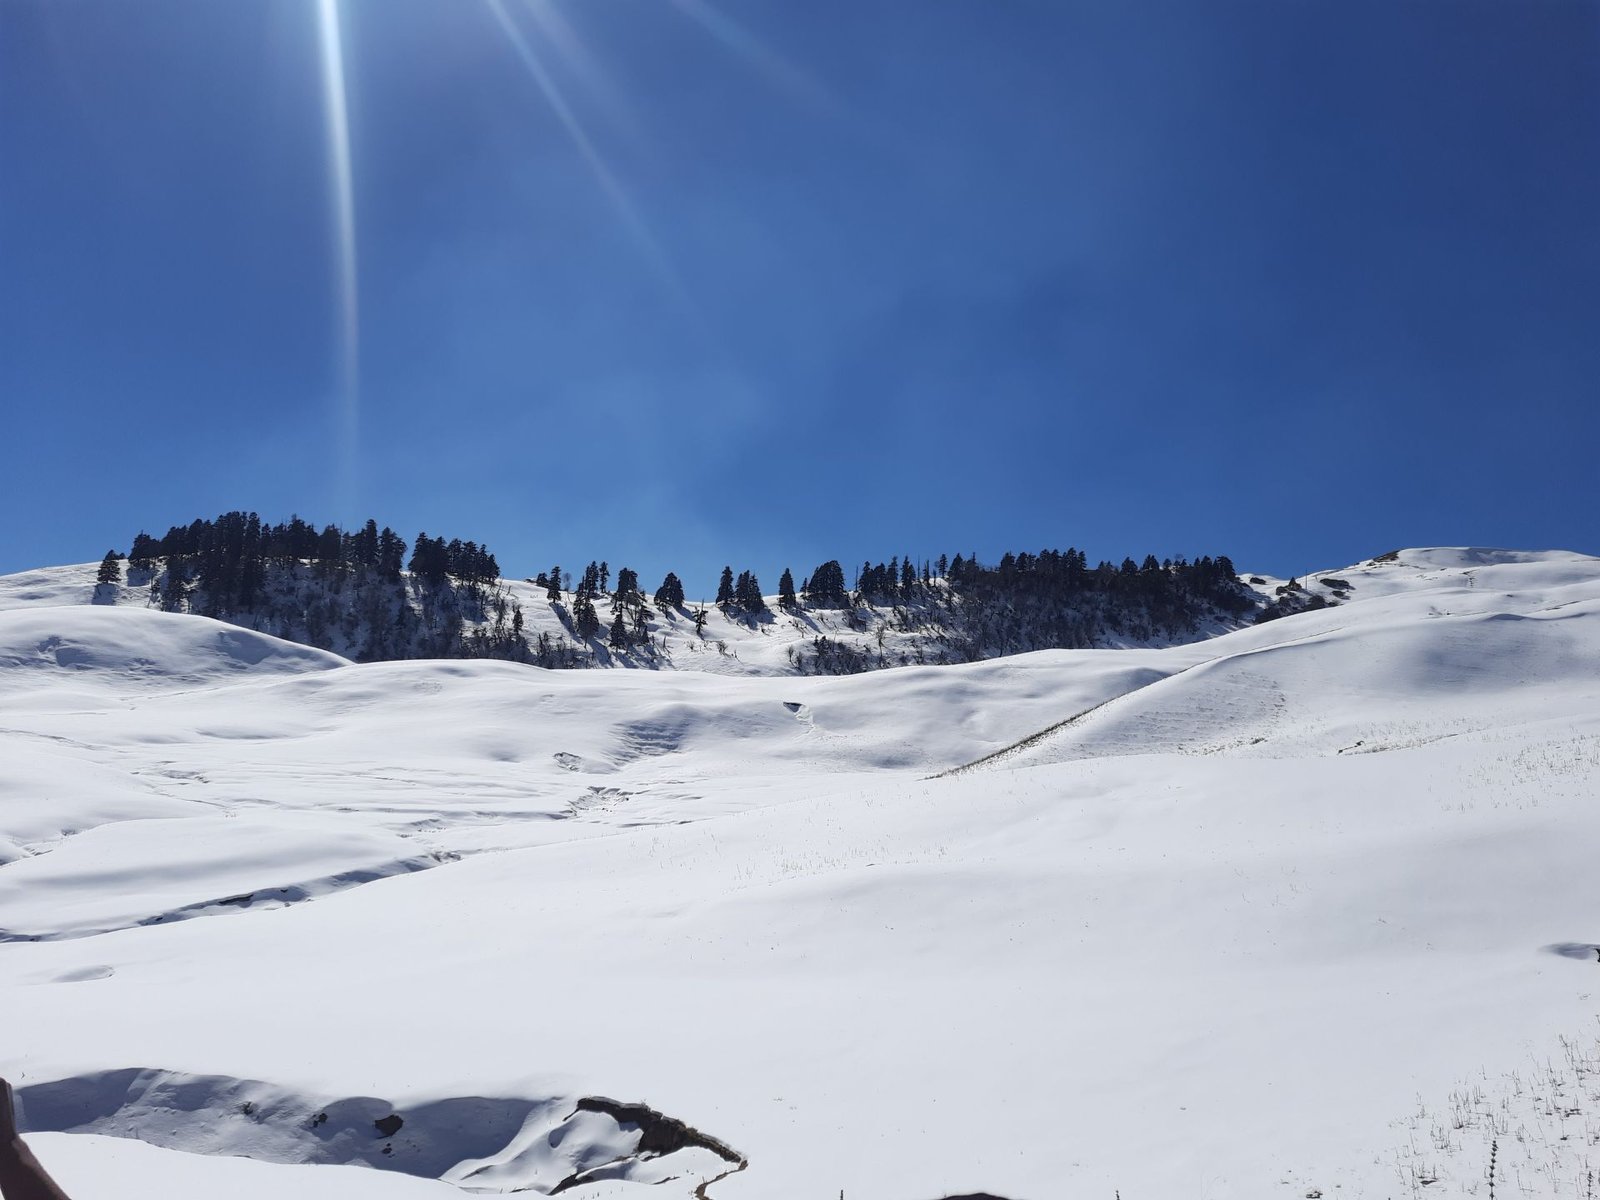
[315,0,359,472]
[666,0,835,112]
[482,0,691,305]
[513,0,634,134]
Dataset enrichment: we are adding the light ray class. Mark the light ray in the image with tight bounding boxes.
[513,0,636,137]
[481,0,696,313]
[315,0,359,498]
[664,0,837,113]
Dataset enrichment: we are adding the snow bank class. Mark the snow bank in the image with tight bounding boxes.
[14,1071,740,1195]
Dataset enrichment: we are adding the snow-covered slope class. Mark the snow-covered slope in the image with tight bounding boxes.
[0,557,1254,675]
[1006,550,1600,766]
[2,547,1599,1199]
[0,606,347,696]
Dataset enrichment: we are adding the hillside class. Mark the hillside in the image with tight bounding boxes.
[4,549,1260,678]
[1,546,1599,1199]
[0,513,1271,674]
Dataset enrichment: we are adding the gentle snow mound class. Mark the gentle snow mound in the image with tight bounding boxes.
[1383,547,1599,570]
[0,607,347,695]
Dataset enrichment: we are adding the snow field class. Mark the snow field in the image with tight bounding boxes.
[0,548,1598,1198]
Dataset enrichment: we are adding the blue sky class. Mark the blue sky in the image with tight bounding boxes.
[2,0,1597,595]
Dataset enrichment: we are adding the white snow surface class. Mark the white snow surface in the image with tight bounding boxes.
[1,547,1599,1198]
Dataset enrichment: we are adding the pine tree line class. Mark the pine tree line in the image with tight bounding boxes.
[103,513,1257,672]
[780,549,1254,673]
[116,512,536,664]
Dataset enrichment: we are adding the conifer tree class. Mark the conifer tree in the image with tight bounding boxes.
[314,524,341,569]
[355,519,379,568]
[716,566,735,607]
[376,528,405,580]
[573,594,600,639]
[409,533,449,584]
[547,566,561,602]
[163,557,189,612]
[96,552,122,586]
[609,610,628,649]
[734,570,767,612]
[778,568,797,610]
[655,572,685,610]
[806,560,847,606]
[128,533,158,574]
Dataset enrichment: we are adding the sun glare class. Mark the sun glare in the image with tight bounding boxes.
[314,0,359,501]
[665,0,835,112]
[480,0,688,304]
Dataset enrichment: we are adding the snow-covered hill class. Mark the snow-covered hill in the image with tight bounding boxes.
[2,547,1599,1199]
[0,552,1259,676]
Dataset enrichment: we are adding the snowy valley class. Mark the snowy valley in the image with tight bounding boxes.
[1,546,1599,1200]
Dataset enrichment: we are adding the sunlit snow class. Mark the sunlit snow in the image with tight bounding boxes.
[2,547,1599,1199]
